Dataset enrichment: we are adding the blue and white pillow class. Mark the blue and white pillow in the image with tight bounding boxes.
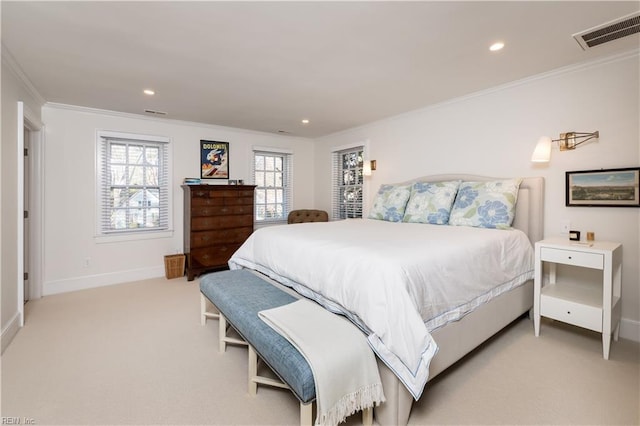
[403,181,461,225]
[368,184,412,222]
[449,179,522,229]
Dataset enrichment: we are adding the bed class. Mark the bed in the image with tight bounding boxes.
[229,174,544,425]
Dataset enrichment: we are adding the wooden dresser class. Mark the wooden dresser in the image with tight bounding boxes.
[182,184,255,281]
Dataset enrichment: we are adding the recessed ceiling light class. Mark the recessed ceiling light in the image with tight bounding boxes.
[489,42,505,52]
[301,119,310,124]
[143,89,155,95]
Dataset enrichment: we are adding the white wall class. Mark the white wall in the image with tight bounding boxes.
[1,51,45,351]
[41,105,315,295]
[314,51,640,339]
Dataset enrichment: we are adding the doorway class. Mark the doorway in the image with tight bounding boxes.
[24,126,31,302]
[18,101,44,327]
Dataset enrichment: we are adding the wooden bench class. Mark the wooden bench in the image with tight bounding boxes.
[200,269,373,426]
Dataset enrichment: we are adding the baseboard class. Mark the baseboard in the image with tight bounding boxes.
[43,266,165,296]
[619,318,640,342]
[1,312,22,354]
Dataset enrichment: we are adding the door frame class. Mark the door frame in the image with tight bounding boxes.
[17,101,44,326]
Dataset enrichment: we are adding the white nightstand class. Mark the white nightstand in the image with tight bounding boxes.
[533,237,622,359]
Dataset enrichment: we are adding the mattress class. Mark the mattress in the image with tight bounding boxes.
[229,218,534,399]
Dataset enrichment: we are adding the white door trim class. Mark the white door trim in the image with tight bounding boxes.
[17,102,44,327]
[25,107,44,301]
[17,102,25,326]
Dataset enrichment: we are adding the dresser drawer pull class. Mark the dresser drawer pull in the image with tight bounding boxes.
[568,256,572,259]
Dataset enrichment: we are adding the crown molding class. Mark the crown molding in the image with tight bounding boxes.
[319,48,640,141]
[43,102,313,142]
[1,43,46,106]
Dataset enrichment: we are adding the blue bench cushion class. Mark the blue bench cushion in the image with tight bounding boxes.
[200,269,316,403]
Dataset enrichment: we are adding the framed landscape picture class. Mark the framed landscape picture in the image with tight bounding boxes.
[566,167,640,207]
[200,140,229,179]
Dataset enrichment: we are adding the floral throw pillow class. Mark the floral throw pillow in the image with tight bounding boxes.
[449,179,522,229]
[403,181,461,224]
[368,184,412,222]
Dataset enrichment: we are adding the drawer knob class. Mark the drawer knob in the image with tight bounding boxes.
[568,256,572,259]
[567,311,571,315]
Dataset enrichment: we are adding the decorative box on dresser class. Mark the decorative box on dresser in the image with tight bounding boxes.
[182,184,256,281]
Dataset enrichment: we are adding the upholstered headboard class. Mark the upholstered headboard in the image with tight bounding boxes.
[287,209,329,224]
[395,174,545,246]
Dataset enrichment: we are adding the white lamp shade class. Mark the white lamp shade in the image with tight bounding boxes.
[363,160,372,176]
[531,137,552,162]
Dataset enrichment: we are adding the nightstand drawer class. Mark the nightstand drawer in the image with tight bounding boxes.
[540,247,603,269]
[540,294,602,332]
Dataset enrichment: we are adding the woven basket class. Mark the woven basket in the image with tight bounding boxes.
[164,254,185,279]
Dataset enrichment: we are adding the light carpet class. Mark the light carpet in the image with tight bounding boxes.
[1,276,638,425]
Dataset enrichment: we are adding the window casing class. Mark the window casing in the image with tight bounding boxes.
[253,149,292,223]
[332,147,364,220]
[97,131,170,237]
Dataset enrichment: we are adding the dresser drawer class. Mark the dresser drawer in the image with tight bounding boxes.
[191,227,253,248]
[190,244,241,267]
[224,196,255,206]
[191,188,239,199]
[191,204,253,217]
[192,215,253,231]
[541,294,602,332]
[540,247,603,269]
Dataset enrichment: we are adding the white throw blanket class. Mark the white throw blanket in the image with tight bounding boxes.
[259,299,385,426]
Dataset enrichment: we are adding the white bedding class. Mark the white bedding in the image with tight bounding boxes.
[229,219,534,399]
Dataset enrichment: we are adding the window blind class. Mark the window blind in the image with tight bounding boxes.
[331,146,364,220]
[252,149,292,223]
[97,132,170,235]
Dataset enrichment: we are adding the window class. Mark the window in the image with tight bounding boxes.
[253,148,292,223]
[97,131,170,236]
[332,146,364,219]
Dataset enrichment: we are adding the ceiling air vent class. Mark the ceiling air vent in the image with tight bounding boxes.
[573,12,640,50]
[144,109,167,116]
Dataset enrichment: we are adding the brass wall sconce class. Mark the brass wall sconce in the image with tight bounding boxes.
[531,131,599,163]
[363,160,377,176]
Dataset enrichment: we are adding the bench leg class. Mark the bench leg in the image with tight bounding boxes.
[248,345,258,396]
[300,402,313,426]
[218,314,247,353]
[362,407,373,426]
[200,293,219,325]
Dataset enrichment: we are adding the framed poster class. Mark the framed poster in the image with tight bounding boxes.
[566,167,640,207]
[200,140,229,179]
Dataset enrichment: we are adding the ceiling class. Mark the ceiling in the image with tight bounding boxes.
[2,1,639,138]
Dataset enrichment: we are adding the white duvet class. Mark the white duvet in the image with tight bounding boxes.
[229,219,534,399]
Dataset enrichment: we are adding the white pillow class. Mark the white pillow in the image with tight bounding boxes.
[403,181,461,224]
[368,184,412,222]
[449,179,522,229]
